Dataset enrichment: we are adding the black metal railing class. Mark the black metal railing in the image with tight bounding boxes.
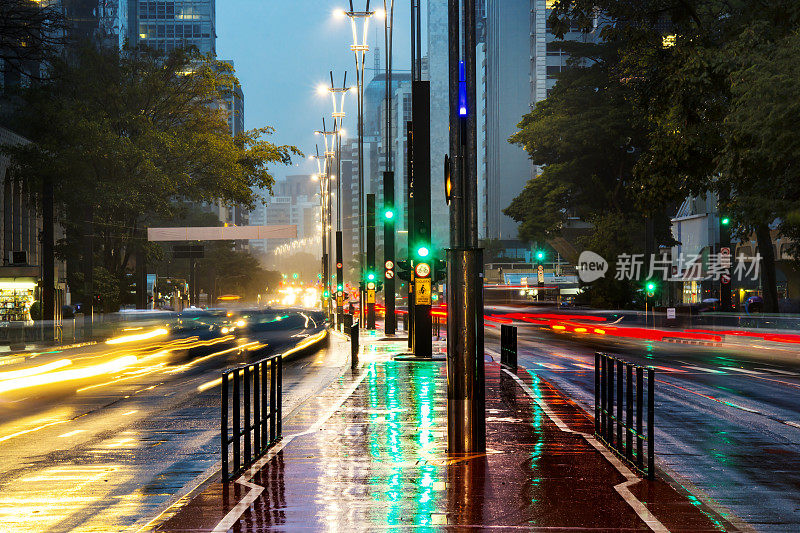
[595,352,655,479]
[221,353,282,482]
[500,324,517,371]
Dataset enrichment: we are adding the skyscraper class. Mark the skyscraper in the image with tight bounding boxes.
[123,0,216,54]
[484,0,599,241]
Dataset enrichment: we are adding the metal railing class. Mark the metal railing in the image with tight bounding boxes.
[221,353,282,482]
[595,352,654,479]
[500,324,517,371]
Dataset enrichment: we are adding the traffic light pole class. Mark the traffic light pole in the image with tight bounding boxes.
[406,119,415,350]
[383,171,396,334]
[446,0,485,454]
[336,231,344,320]
[411,80,432,358]
[367,194,376,329]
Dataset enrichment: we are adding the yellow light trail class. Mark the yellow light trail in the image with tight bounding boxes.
[106,328,168,345]
[0,359,72,381]
[0,356,138,394]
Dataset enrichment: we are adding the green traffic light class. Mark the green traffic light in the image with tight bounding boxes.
[383,209,395,220]
[646,282,656,291]
[721,217,730,225]
[323,290,330,298]
[337,284,343,291]
[417,246,430,258]
[536,251,545,261]
[367,272,376,281]
[292,273,298,279]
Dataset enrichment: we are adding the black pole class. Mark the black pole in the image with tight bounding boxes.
[367,193,376,329]
[384,171,396,334]
[41,176,55,340]
[336,230,344,318]
[411,80,431,358]
[407,119,415,350]
[83,207,94,337]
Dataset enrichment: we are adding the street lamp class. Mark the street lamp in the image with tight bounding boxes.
[311,143,333,315]
[322,72,351,324]
[343,0,374,327]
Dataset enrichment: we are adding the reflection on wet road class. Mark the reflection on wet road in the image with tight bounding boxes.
[0,309,341,533]
[492,324,800,532]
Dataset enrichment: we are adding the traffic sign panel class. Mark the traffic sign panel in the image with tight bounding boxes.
[415,278,431,305]
[721,273,731,284]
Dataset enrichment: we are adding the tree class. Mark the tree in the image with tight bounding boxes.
[3,44,299,310]
[546,0,800,312]
[0,0,66,79]
[504,40,673,307]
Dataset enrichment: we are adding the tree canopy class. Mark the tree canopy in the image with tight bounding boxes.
[3,44,299,310]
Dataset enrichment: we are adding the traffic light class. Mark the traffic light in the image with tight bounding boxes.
[416,245,430,259]
[433,259,447,283]
[444,154,452,205]
[367,272,376,282]
[292,273,298,279]
[337,284,343,292]
[377,281,383,292]
[383,208,395,221]
[397,260,412,281]
[323,290,330,298]
[720,217,730,226]
[645,281,657,298]
[535,250,545,262]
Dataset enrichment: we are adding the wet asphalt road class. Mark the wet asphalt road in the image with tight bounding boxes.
[0,309,346,533]
[484,323,800,532]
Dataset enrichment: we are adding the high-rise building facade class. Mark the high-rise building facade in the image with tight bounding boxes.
[484,0,598,241]
[124,0,216,54]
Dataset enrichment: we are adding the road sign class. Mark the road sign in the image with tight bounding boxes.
[720,247,731,268]
[385,270,395,279]
[666,307,676,320]
[415,278,431,305]
[367,289,376,304]
[415,262,431,278]
[385,260,394,269]
[337,294,344,306]
[721,273,731,285]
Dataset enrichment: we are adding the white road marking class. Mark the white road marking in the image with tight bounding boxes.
[682,365,725,374]
[785,421,800,429]
[726,367,762,375]
[503,368,668,533]
[756,368,799,376]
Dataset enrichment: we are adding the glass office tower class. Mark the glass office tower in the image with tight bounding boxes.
[125,0,216,54]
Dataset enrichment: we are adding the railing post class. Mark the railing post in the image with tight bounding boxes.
[221,372,228,482]
[233,368,240,476]
[594,353,600,435]
[500,324,507,366]
[600,355,607,440]
[648,368,655,479]
[626,363,633,461]
[253,362,260,456]
[244,364,251,466]
[636,366,644,471]
[277,355,283,439]
[616,359,623,447]
[270,359,277,443]
[351,320,359,369]
[607,357,614,447]
[510,326,517,371]
[261,359,269,448]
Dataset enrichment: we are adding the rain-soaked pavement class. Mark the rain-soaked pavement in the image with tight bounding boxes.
[484,322,800,532]
[0,309,344,533]
[153,335,730,532]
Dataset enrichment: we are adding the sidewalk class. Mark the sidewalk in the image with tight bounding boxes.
[151,333,734,532]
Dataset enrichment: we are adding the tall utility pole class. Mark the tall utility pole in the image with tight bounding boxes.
[382,0,396,334]
[366,194,376,329]
[411,80,432,357]
[325,71,350,323]
[447,0,485,454]
[406,120,415,350]
[345,1,374,328]
[383,170,396,334]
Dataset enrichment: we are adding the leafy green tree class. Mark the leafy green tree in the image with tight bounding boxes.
[4,44,299,310]
[545,0,800,311]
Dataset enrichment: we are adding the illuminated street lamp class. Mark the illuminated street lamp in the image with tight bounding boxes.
[322,72,351,323]
[342,0,374,326]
